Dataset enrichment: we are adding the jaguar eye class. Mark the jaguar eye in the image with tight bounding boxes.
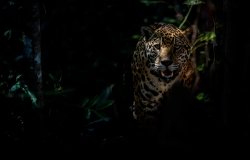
[154,44,161,50]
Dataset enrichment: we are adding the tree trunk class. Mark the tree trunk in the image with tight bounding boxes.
[31,1,44,109]
[26,0,46,151]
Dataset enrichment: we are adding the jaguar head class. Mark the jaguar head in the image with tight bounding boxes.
[142,26,180,82]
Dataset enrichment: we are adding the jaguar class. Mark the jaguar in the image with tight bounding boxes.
[131,23,196,123]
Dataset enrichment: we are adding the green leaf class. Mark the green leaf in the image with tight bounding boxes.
[85,109,91,120]
[25,89,37,106]
[192,32,216,51]
[44,88,75,96]
[16,74,22,81]
[3,29,12,40]
[21,84,37,106]
[184,0,204,6]
[96,100,114,110]
[196,32,216,43]
[162,17,178,24]
[207,32,216,41]
[140,0,165,6]
[9,1,15,6]
[87,117,111,126]
[81,84,114,123]
[201,32,216,41]
[0,82,6,88]
[91,109,109,120]
[81,98,90,107]
[87,95,101,108]
[132,34,140,40]
[48,73,55,81]
[10,81,21,92]
[196,92,205,101]
[95,84,114,108]
[197,63,205,71]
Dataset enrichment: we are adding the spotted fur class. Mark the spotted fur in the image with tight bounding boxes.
[131,23,196,122]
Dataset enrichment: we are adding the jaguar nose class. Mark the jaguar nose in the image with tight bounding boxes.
[161,59,173,66]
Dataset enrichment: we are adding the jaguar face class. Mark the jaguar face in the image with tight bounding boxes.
[145,36,179,82]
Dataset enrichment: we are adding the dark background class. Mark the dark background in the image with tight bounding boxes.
[0,0,249,154]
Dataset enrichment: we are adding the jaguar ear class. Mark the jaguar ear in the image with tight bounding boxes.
[182,25,197,44]
[141,26,154,41]
[182,27,192,38]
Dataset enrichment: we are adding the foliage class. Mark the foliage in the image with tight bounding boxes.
[81,84,114,125]
[178,0,217,102]
[9,75,37,107]
[196,92,209,102]
[178,0,204,28]
[136,0,218,102]
[0,0,222,147]
[4,29,12,40]
[191,32,216,53]
[183,0,204,6]
[139,0,166,6]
